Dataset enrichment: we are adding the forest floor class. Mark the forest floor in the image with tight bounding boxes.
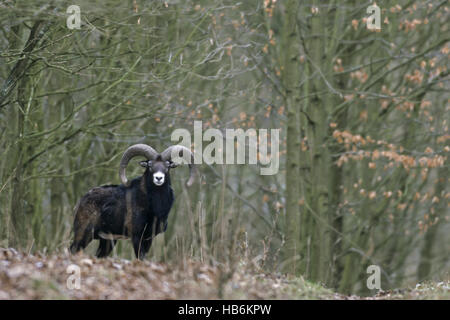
[0,248,448,300]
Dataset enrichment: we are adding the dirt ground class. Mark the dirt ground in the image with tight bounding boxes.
[0,248,448,300]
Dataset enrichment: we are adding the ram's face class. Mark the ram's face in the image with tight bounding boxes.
[140,160,175,186]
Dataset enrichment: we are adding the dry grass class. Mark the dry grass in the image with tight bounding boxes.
[0,248,448,300]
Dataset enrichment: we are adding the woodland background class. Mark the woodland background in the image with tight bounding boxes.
[0,0,448,295]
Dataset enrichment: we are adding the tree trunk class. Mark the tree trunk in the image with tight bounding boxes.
[281,0,301,275]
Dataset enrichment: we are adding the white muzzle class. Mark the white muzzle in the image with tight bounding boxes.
[153,172,165,186]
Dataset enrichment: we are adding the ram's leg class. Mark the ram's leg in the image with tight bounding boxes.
[96,239,117,258]
[132,236,152,260]
[70,204,100,254]
[70,223,94,254]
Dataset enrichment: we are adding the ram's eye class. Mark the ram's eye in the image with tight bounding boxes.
[139,161,148,168]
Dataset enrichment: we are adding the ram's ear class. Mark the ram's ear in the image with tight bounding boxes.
[168,161,178,169]
[139,161,149,168]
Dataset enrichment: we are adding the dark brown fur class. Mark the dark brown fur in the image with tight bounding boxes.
[70,161,174,259]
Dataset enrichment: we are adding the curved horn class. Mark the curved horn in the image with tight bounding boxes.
[161,145,196,187]
[119,144,158,186]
